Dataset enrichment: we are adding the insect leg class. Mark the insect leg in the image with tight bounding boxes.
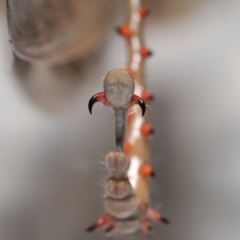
[85,214,113,232]
[146,208,170,224]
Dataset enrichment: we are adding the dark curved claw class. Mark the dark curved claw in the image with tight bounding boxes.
[138,98,146,116]
[88,92,105,114]
[132,94,146,116]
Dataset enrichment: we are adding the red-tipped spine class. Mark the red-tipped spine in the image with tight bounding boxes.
[140,46,153,58]
[116,25,133,40]
[139,164,155,178]
[140,123,154,137]
[139,6,150,18]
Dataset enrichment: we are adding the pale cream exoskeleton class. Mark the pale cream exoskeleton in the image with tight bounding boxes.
[88,69,146,151]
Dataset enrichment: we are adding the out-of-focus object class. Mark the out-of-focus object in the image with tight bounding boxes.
[6,0,115,66]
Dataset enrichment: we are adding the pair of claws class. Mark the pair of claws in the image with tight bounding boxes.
[88,69,146,116]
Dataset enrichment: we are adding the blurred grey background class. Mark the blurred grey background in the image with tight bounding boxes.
[0,0,240,240]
